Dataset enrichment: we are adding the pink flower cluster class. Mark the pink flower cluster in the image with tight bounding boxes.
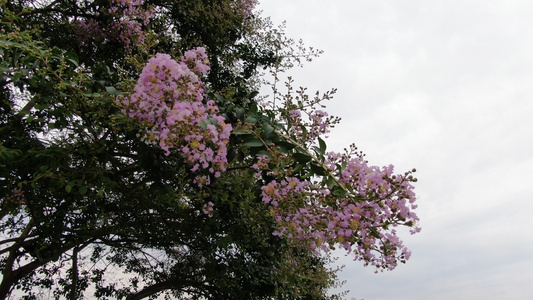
[251,155,270,176]
[73,19,102,42]
[234,0,258,19]
[202,201,214,217]
[261,177,309,208]
[260,150,420,271]
[121,49,232,181]
[5,187,25,205]
[73,0,154,50]
[287,107,339,144]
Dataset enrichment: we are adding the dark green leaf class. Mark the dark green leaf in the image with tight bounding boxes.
[318,137,326,154]
[292,153,312,163]
[369,227,381,239]
[310,163,326,176]
[332,187,347,197]
[293,163,304,174]
[79,186,88,195]
[242,138,263,148]
[106,86,122,96]
[261,123,274,137]
[275,141,296,154]
[65,52,79,67]
[235,107,245,120]
[245,116,257,124]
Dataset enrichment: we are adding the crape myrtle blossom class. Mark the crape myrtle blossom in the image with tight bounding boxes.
[202,201,214,217]
[121,48,232,184]
[72,0,154,50]
[72,0,256,50]
[288,109,332,141]
[236,0,258,19]
[255,82,420,271]
[286,104,341,144]
[259,143,419,271]
[4,187,25,206]
[269,95,419,270]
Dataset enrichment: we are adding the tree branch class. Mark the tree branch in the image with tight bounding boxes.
[0,218,34,299]
[126,279,212,300]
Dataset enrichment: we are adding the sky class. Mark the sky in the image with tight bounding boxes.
[258,1,533,299]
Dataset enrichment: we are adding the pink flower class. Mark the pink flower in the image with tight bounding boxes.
[260,147,419,271]
[121,49,232,187]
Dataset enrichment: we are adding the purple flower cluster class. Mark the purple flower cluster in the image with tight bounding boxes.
[234,0,258,19]
[260,149,420,271]
[72,0,154,50]
[287,107,339,144]
[121,49,232,182]
[5,187,25,205]
[261,177,309,208]
[202,201,214,217]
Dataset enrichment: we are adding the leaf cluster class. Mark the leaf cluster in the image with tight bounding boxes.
[0,0,346,299]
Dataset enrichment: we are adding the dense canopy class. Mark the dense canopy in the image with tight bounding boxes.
[0,0,420,298]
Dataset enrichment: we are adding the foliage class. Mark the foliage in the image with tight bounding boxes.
[0,0,420,299]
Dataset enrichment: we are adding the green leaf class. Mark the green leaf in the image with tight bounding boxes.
[67,59,78,67]
[235,107,245,120]
[369,227,381,239]
[245,116,257,124]
[65,52,79,67]
[311,146,321,156]
[79,186,88,195]
[29,77,38,87]
[65,184,73,193]
[300,125,308,140]
[310,163,326,176]
[293,163,304,174]
[332,187,347,197]
[105,86,122,96]
[242,138,263,148]
[318,137,327,154]
[275,141,296,153]
[248,90,259,99]
[261,123,274,137]
[13,72,23,82]
[292,153,312,163]
[326,176,336,186]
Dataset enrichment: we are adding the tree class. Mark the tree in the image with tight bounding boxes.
[0,0,420,299]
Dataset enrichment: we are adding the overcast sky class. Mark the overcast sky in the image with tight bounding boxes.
[258,1,533,299]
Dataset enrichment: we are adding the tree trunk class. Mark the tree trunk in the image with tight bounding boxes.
[0,219,34,299]
[69,247,80,300]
